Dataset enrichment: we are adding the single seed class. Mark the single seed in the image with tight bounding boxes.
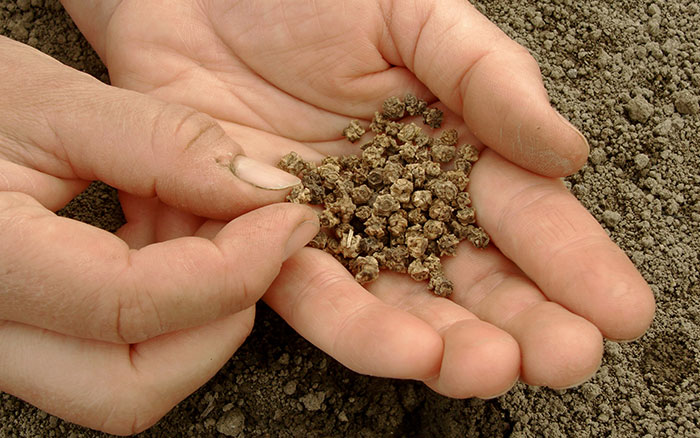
[382,96,406,120]
[423,108,443,129]
[343,119,365,143]
[408,259,430,281]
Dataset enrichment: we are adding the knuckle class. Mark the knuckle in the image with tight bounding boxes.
[151,103,225,157]
[114,286,163,344]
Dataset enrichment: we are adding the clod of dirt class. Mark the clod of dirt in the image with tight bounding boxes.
[216,409,245,437]
[626,95,655,122]
[674,90,699,115]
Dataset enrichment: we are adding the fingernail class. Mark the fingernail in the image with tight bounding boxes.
[477,375,520,400]
[555,111,590,153]
[607,332,647,343]
[549,369,598,390]
[231,155,300,190]
[283,219,320,260]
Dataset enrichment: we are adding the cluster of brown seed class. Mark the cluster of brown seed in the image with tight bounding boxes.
[277,94,489,297]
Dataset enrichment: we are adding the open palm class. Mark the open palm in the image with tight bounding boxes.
[64,0,654,398]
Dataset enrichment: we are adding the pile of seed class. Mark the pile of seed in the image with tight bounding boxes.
[277,94,489,297]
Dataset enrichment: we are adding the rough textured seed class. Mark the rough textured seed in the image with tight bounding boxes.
[318,163,341,189]
[309,231,329,250]
[407,208,427,225]
[457,144,480,162]
[456,207,476,224]
[437,233,460,256]
[329,196,356,223]
[423,254,442,273]
[453,158,473,174]
[431,142,456,162]
[390,178,414,203]
[352,256,379,284]
[423,107,443,128]
[373,133,396,151]
[350,184,373,205]
[369,111,388,133]
[373,194,401,217]
[382,161,404,185]
[424,161,442,178]
[364,214,387,240]
[384,245,409,273]
[388,211,408,237]
[449,220,469,240]
[442,170,469,192]
[382,96,406,120]
[429,180,458,203]
[287,184,312,204]
[362,145,385,167]
[428,199,453,222]
[406,164,426,188]
[359,236,384,255]
[428,273,453,297]
[455,192,472,209]
[423,219,446,240]
[414,131,430,148]
[383,121,403,137]
[411,190,433,210]
[439,129,459,146]
[301,173,325,204]
[366,168,384,188]
[408,258,430,281]
[354,205,372,221]
[343,119,366,143]
[397,122,422,143]
[406,233,429,259]
[466,225,490,248]
[318,209,339,228]
[404,93,428,116]
[326,236,340,253]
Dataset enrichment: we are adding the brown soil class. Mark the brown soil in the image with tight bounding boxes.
[1,0,698,437]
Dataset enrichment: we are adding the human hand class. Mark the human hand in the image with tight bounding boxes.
[0,36,319,435]
[62,0,655,399]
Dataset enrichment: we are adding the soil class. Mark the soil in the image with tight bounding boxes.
[1,0,699,437]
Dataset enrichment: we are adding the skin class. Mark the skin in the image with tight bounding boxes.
[0,0,655,434]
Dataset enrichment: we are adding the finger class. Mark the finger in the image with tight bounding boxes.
[116,193,207,249]
[470,150,655,341]
[442,243,603,388]
[0,309,253,435]
[0,191,318,343]
[114,193,160,249]
[0,37,300,220]
[264,248,444,380]
[59,0,121,59]
[0,159,88,210]
[381,0,589,176]
[367,273,520,398]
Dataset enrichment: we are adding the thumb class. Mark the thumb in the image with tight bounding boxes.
[0,192,319,343]
[384,0,589,176]
[0,36,299,219]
